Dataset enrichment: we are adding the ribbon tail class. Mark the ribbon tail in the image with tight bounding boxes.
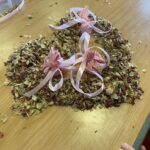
[48,69,63,91]
[70,57,86,94]
[49,20,80,30]
[70,8,82,20]
[76,61,86,87]
[92,25,107,34]
[70,69,84,95]
[70,7,97,22]
[70,60,105,98]
[79,32,91,52]
[92,24,112,34]
[84,32,90,51]
[24,70,53,98]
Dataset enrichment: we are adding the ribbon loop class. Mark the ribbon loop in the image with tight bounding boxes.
[24,70,54,98]
[70,62,105,98]
[48,68,64,91]
[49,6,111,35]
[69,46,109,98]
[24,48,67,98]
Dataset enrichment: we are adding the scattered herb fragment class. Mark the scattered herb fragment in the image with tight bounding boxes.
[95,130,98,133]
[27,15,33,19]
[142,69,146,73]
[0,114,8,124]
[0,132,4,139]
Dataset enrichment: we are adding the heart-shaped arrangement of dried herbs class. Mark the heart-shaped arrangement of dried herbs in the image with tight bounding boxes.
[5,7,143,117]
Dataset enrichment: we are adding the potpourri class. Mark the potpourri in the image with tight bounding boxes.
[4,7,143,117]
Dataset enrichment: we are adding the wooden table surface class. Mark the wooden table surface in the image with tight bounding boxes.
[0,0,150,150]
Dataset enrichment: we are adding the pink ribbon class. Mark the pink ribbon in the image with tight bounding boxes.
[49,6,111,34]
[49,6,112,51]
[70,46,110,98]
[24,46,110,98]
[24,47,76,98]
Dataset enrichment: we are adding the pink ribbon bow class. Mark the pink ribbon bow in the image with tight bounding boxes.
[49,6,111,34]
[49,6,112,51]
[24,47,110,98]
[70,46,110,98]
[24,47,76,98]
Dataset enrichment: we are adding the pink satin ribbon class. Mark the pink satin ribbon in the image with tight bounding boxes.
[70,46,110,98]
[49,6,111,34]
[0,0,24,23]
[49,6,112,51]
[24,46,110,98]
[24,47,76,98]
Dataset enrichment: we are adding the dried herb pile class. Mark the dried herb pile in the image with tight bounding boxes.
[4,16,143,117]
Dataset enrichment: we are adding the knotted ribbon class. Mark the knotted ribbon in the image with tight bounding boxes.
[24,47,76,98]
[49,6,112,51]
[24,46,110,98]
[70,46,110,98]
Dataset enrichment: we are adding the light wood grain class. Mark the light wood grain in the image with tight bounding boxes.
[0,0,150,150]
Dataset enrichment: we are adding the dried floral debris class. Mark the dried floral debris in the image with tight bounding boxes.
[142,69,146,73]
[0,132,4,139]
[104,0,111,4]
[27,15,33,20]
[4,15,143,117]
[0,114,8,124]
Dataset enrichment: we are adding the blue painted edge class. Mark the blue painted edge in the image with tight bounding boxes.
[133,114,150,150]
